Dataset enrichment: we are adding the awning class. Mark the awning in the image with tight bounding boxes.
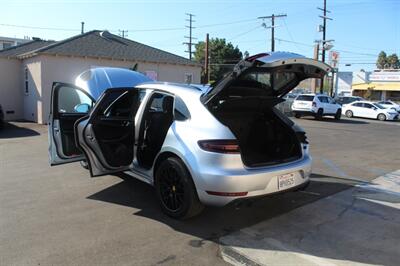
[352,82,400,91]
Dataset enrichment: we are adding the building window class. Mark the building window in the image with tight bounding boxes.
[184,73,193,84]
[3,42,12,49]
[24,67,29,95]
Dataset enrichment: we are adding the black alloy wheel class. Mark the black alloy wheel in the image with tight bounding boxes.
[316,108,323,120]
[155,157,204,219]
[335,109,342,120]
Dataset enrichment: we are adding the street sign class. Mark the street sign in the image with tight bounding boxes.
[329,50,340,68]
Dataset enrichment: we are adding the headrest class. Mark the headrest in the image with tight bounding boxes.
[162,96,174,111]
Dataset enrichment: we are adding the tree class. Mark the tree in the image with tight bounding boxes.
[376,51,387,69]
[387,53,399,69]
[194,38,243,82]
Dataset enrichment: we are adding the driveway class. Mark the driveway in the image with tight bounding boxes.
[0,118,399,265]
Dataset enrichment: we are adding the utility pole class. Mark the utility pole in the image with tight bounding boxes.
[318,0,332,93]
[119,30,128,38]
[258,14,287,52]
[184,13,196,60]
[204,33,209,84]
[311,43,320,93]
[81,22,85,34]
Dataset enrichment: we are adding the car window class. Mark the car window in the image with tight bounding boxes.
[353,102,363,107]
[104,91,135,118]
[363,103,374,109]
[318,96,328,103]
[296,95,314,101]
[240,71,297,94]
[58,86,94,114]
[95,89,144,119]
[328,97,335,104]
[149,93,172,112]
[174,96,190,121]
[374,103,385,109]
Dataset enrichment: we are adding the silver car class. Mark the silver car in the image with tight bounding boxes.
[48,52,331,219]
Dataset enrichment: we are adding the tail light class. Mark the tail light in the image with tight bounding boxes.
[312,102,317,107]
[198,140,240,154]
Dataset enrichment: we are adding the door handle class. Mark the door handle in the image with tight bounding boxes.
[86,135,95,141]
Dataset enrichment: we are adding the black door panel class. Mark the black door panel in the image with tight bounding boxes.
[82,89,139,172]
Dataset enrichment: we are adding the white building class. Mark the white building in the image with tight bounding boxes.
[335,71,353,96]
[0,31,202,124]
[352,70,400,101]
[0,36,30,50]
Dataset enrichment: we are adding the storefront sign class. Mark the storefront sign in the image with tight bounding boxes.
[369,72,400,81]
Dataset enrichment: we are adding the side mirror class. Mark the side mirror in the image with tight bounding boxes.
[74,103,91,113]
[373,107,378,110]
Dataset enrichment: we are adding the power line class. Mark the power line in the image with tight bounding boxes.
[196,18,258,28]
[0,23,79,31]
[258,14,287,52]
[227,25,262,41]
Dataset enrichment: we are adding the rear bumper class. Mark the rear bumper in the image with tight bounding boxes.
[196,155,312,206]
[292,110,317,116]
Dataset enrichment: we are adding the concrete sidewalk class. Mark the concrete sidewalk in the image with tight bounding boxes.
[220,170,400,266]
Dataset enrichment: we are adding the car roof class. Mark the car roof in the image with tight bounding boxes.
[351,101,374,104]
[136,82,203,98]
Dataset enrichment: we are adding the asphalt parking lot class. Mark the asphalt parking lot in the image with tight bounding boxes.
[1,117,399,265]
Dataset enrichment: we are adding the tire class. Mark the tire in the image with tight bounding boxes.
[155,157,204,219]
[294,113,301,119]
[377,113,386,121]
[80,160,89,169]
[345,110,353,118]
[315,108,323,120]
[335,109,341,120]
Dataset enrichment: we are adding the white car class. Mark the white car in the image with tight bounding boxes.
[342,101,399,121]
[376,100,400,112]
[291,94,342,120]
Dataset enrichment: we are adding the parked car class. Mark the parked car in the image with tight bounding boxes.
[291,93,342,120]
[48,52,331,219]
[376,100,400,112]
[335,96,364,106]
[0,104,4,129]
[342,101,399,121]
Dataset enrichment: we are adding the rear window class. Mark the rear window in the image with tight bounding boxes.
[296,95,314,101]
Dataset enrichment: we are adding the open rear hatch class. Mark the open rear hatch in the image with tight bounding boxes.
[202,52,331,167]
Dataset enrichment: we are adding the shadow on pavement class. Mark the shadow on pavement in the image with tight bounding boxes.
[0,122,41,139]
[86,173,378,261]
[88,172,400,265]
[297,117,370,124]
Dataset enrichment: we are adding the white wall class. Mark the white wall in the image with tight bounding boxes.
[0,58,23,120]
[23,57,42,122]
[336,72,353,95]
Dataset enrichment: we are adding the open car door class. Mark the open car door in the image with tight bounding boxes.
[49,82,95,165]
[75,88,139,177]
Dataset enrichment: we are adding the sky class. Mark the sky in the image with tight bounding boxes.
[0,0,399,71]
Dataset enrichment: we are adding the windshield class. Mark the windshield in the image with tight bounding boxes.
[296,95,314,101]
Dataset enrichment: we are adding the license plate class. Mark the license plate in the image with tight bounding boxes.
[277,173,296,190]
